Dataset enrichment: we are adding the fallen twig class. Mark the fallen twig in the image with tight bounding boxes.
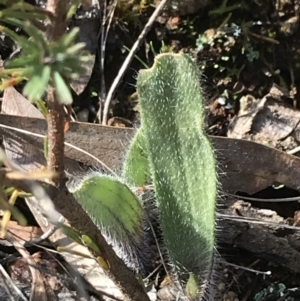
[102,0,170,124]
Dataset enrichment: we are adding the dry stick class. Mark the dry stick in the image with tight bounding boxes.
[101,0,170,125]
[217,213,300,230]
[0,260,28,301]
[96,0,107,122]
[225,192,300,203]
[96,0,117,122]
[104,0,118,45]
[98,0,116,118]
[288,145,300,155]
[46,90,65,177]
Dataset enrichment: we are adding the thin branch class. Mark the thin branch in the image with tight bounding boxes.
[97,0,117,122]
[0,263,28,301]
[225,192,300,203]
[101,0,170,125]
[97,0,107,122]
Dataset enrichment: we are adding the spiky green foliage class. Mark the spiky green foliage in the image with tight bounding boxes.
[69,174,151,273]
[0,1,91,104]
[0,0,46,22]
[136,52,217,297]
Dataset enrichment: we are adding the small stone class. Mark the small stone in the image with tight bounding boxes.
[218,282,226,291]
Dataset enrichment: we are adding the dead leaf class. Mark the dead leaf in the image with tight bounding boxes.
[227,95,266,139]
[2,114,300,195]
[0,114,132,171]
[107,116,133,127]
[69,14,98,95]
[250,98,300,141]
[4,221,43,243]
[213,136,300,194]
[228,88,300,149]
[0,89,125,300]
[69,53,95,95]
[2,87,44,118]
[0,262,28,301]
[1,87,47,172]
[1,87,81,173]
[7,233,57,301]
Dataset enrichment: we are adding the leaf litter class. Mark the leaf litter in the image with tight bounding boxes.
[2,1,300,300]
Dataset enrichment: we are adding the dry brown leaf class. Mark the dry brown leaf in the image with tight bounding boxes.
[5,221,43,243]
[7,233,57,301]
[2,87,44,117]
[2,87,47,172]
[2,113,300,195]
[0,113,132,171]
[1,87,81,173]
[0,89,125,300]
[69,12,98,95]
[228,88,300,149]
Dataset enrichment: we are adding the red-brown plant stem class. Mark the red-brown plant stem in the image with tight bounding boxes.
[43,1,150,300]
[46,0,68,179]
[46,87,65,178]
[46,0,68,41]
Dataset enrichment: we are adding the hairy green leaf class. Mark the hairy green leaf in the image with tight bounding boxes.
[123,128,149,187]
[69,173,152,273]
[137,53,217,297]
